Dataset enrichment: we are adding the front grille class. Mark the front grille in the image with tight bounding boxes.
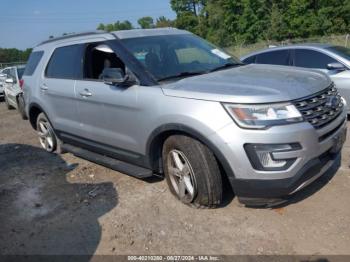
[293,84,344,129]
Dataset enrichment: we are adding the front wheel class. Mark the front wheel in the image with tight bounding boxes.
[162,135,223,208]
[36,113,57,152]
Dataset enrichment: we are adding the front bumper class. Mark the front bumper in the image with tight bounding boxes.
[210,107,347,207]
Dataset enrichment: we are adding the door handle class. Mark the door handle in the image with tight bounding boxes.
[79,89,92,97]
[40,84,48,91]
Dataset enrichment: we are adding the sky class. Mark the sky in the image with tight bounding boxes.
[0,0,176,50]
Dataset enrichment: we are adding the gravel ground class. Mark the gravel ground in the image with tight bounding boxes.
[0,101,350,256]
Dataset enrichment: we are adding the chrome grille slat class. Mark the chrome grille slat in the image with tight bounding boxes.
[293,84,343,129]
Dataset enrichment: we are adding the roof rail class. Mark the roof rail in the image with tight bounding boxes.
[37,31,107,46]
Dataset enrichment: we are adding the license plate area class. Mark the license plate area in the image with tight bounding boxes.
[330,128,347,154]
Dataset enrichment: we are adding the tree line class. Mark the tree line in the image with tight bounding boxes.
[1,0,349,63]
[0,48,32,64]
[97,0,350,47]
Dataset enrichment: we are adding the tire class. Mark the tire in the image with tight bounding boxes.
[36,113,57,153]
[17,95,28,120]
[162,135,223,208]
[4,93,14,110]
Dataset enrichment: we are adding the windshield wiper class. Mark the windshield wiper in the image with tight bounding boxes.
[209,63,243,72]
[158,71,207,82]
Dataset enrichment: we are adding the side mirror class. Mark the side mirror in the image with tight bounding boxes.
[5,78,14,84]
[327,62,346,71]
[102,68,136,86]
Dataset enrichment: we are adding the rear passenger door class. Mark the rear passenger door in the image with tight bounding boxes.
[255,50,291,66]
[41,44,84,135]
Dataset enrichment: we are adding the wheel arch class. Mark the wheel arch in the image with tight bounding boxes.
[146,124,235,180]
[28,102,45,129]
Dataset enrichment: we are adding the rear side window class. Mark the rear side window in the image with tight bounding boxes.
[294,49,337,69]
[256,50,290,66]
[23,51,44,76]
[46,45,83,79]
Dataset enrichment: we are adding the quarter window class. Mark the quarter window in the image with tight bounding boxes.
[255,50,290,66]
[24,51,44,76]
[46,45,83,79]
[294,49,337,69]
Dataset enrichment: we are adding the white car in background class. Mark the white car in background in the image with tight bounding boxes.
[2,65,27,119]
[0,69,6,98]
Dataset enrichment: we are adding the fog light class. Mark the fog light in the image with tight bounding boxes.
[244,144,300,171]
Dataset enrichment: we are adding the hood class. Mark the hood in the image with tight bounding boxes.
[161,64,332,103]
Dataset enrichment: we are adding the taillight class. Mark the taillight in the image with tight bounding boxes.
[19,79,24,89]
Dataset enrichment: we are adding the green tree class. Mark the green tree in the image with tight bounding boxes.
[155,16,173,28]
[97,23,105,30]
[97,20,133,32]
[138,16,154,29]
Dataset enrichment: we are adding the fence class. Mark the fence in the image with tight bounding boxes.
[0,61,26,70]
[228,34,350,58]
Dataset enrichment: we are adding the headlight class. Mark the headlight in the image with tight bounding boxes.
[223,103,303,129]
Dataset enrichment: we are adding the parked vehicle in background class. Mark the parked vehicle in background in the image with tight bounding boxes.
[0,69,6,98]
[241,44,350,114]
[3,65,27,119]
[24,29,346,208]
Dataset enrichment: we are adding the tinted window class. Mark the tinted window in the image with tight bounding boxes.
[255,50,290,65]
[326,46,350,61]
[294,49,337,69]
[46,45,83,79]
[24,51,44,76]
[17,67,25,79]
[242,55,256,64]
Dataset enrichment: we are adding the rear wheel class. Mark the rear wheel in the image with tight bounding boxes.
[162,135,223,208]
[17,95,28,120]
[36,113,57,153]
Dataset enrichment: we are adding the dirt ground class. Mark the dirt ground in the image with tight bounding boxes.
[0,101,350,256]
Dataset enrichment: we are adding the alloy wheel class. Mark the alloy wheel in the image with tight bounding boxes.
[167,149,197,203]
[37,118,55,152]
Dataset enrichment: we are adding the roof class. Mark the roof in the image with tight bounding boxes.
[112,28,191,39]
[37,31,107,46]
[241,43,336,59]
[37,28,191,47]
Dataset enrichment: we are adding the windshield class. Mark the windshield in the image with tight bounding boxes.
[326,46,350,61]
[121,34,241,81]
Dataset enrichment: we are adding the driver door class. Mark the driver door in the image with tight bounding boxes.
[74,42,141,159]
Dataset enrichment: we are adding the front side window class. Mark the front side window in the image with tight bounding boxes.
[83,43,125,80]
[294,49,337,69]
[46,45,83,79]
[255,50,290,66]
[121,34,241,81]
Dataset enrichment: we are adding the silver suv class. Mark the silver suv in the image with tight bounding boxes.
[23,29,347,208]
